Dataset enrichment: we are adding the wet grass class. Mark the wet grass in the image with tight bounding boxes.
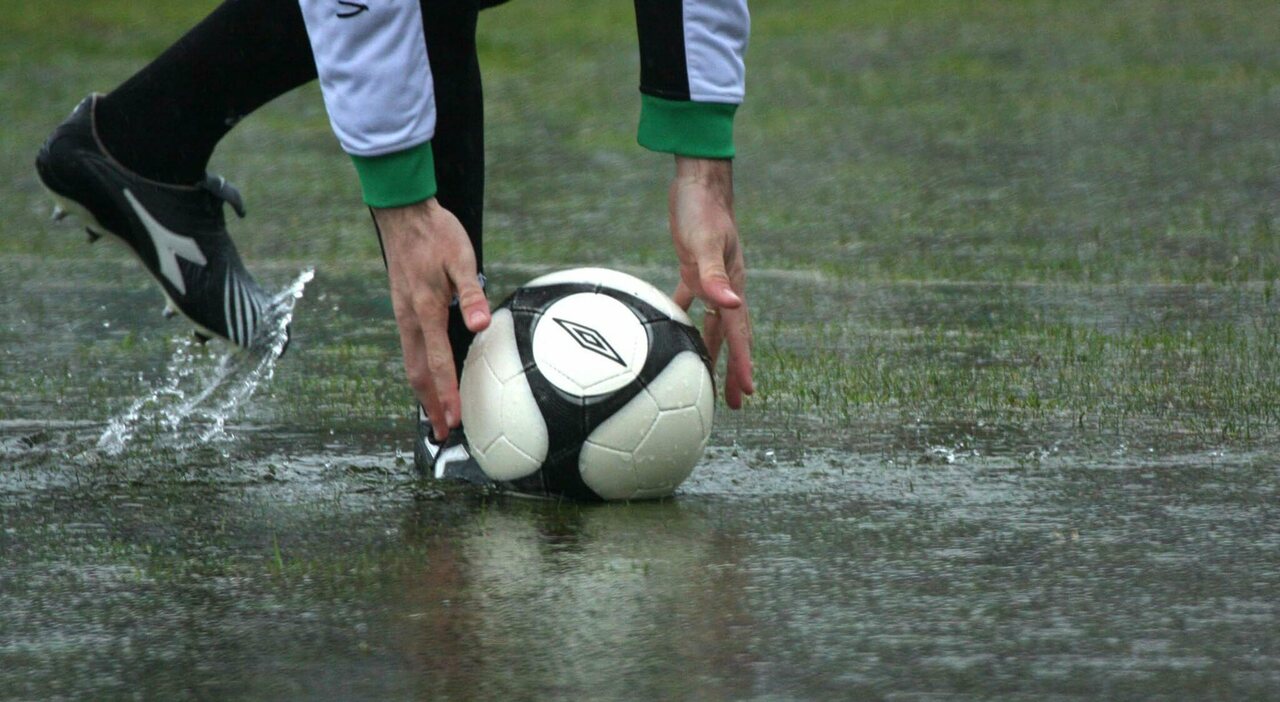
[751,283,1280,443]
[3,2,1280,699]
[4,1,1280,280]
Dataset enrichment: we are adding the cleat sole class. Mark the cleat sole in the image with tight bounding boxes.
[42,186,228,348]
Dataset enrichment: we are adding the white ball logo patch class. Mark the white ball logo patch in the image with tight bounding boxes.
[532,293,647,396]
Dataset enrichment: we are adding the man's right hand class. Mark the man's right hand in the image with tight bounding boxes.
[373,198,490,442]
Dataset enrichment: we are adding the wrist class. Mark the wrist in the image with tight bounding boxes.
[675,155,733,182]
[673,156,734,207]
[371,196,443,236]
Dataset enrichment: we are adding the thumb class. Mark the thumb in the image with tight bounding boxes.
[697,258,742,310]
[450,266,490,333]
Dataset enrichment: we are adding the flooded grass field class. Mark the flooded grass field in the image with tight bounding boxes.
[3,266,1278,699]
[4,0,1280,699]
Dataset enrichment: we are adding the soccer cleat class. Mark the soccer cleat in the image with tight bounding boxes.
[36,94,280,351]
[414,406,495,486]
[414,407,557,499]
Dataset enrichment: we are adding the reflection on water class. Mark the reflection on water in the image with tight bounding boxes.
[1,265,1278,699]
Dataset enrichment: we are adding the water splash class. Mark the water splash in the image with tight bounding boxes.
[96,269,315,456]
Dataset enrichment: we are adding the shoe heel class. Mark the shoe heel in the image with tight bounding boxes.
[43,187,110,243]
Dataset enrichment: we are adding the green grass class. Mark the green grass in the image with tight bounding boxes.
[5,0,1280,281]
[752,287,1280,442]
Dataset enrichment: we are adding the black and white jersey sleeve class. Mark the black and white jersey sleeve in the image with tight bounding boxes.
[297,0,751,210]
[634,0,750,159]
[298,0,440,208]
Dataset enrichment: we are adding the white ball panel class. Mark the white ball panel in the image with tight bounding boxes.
[461,307,548,482]
[500,372,549,470]
[695,360,715,436]
[579,442,640,501]
[584,389,660,453]
[479,309,527,382]
[523,267,693,326]
[532,293,648,396]
[459,352,504,454]
[479,436,543,481]
[633,406,707,490]
[648,351,714,411]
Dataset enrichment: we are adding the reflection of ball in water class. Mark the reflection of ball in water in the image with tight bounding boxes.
[460,268,715,501]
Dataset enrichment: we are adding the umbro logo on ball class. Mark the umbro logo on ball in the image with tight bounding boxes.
[553,317,626,367]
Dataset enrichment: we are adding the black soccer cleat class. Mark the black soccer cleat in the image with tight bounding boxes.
[36,94,280,351]
[414,406,496,486]
[414,407,558,499]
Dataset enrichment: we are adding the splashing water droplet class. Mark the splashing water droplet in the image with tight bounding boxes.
[96,269,315,456]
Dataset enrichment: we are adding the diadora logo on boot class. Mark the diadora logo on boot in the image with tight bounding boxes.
[123,190,207,295]
[336,1,369,18]
[553,318,626,367]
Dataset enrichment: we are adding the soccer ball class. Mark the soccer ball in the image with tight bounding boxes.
[459,268,715,501]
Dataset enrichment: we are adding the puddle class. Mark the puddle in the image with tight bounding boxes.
[1,265,1278,699]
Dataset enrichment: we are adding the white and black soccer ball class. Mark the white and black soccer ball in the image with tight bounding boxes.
[459,268,715,501]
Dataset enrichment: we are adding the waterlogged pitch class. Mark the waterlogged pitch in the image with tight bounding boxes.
[3,0,1280,699]
[3,266,1279,699]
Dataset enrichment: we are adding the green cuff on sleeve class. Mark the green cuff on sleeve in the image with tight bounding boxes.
[637,94,738,159]
[349,141,437,208]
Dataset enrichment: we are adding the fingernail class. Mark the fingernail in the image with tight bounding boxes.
[468,311,486,327]
[445,408,458,429]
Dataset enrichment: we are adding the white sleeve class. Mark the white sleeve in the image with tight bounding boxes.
[298,0,436,157]
[682,0,749,103]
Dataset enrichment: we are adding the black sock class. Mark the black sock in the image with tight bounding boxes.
[95,0,317,184]
[425,1,487,372]
[426,0,486,268]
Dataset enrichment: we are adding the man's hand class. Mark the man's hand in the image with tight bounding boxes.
[374,198,490,441]
[669,156,755,409]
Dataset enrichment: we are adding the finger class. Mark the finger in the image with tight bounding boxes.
[673,279,695,312]
[425,337,459,441]
[397,318,448,440]
[454,274,491,333]
[695,253,742,311]
[721,303,755,409]
[703,307,726,368]
[416,302,460,441]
